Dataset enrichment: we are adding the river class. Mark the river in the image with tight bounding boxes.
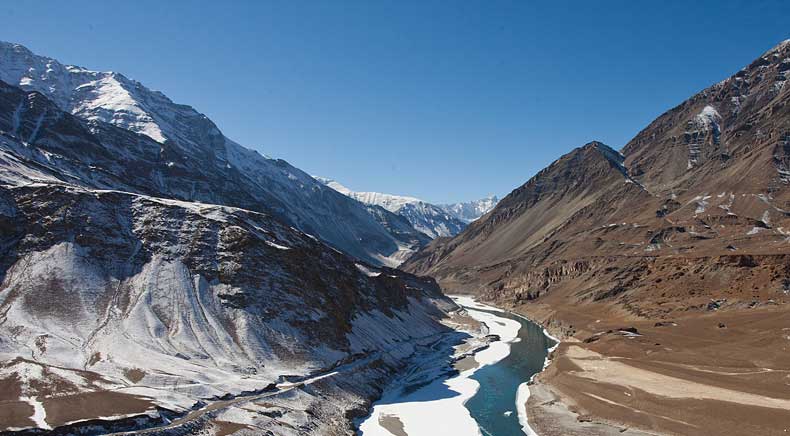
[358,296,557,436]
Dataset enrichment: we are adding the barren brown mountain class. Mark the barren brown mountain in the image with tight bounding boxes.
[403,40,790,435]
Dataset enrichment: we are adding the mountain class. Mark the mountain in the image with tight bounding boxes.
[0,41,422,267]
[438,195,499,223]
[0,44,458,434]
[403,40,790,435]
[405,39,790,311]
[404,140,646,291]
[317,177,467,239]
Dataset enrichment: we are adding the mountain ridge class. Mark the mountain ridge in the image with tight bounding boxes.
[439,195,499,224]
[0,41,428,267]
[317,177,477,239]
[405,38,790,296]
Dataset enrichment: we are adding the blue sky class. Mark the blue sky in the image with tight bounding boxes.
[2,1,788,203]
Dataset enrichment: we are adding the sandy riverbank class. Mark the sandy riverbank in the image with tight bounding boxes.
[515,300,790,436]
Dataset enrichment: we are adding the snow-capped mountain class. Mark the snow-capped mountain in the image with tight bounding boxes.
[439,195,499,223]
[0,44,457,434]
[0,41,424,267]
[317,177,467,239]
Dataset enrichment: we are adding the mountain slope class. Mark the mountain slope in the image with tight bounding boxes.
[0,181,455,434]
[402,40,790,436]
[404,141,652,290]
[0,41,421,267]
[317,177,467,239]
[0,45,459,434]
[405,39,790,310]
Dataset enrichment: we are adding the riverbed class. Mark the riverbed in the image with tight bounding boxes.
[358,296,557,436]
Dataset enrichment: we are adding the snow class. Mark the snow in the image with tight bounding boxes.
[317,178,422,211]
[0,211,454,428]
[440,196,499,224]
[359,299,521,436]
[0,42,471,434]
[0,40,421,268]
[692,194,711,215]
[22,397,50,430]
[316,177,467,239]
[761,210,771,226]
[516,384,538,436]
[72,76,167,142]
[452,295,505,313]
[0,42,167,144]
[355,263,382,277]
[275,370,339,389]
[265,240,291,250]
[371,241,419,268]
[697,105,721,127]
[686,105,721,169]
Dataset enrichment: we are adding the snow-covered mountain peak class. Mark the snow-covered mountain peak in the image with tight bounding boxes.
[0,40,214,146]
[439,195,499,223]
[314,177,355,196]
[0,42,427,267]
[316,177,466,239]
[315,177,423,213]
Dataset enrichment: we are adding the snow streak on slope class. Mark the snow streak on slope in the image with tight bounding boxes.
[0,181,456,434]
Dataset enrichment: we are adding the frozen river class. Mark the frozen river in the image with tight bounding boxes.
[358,296,557,436]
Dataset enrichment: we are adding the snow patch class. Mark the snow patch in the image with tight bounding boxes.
[22,397,50,430]
[265,240,291,250]
[355,263,381,277]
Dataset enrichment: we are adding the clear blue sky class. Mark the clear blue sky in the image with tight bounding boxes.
[2,1,788,203]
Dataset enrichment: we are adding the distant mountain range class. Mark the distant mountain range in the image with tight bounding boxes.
[439,195,499,224]
[316,177,497,239]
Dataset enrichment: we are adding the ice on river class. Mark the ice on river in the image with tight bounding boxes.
[358,297,522,436]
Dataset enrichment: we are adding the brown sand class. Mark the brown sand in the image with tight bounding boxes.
[520,302,790,436]
[379,414,408,436]
[527,381,656,436]
[213,420,251,436]
[0,401,35,430]
[42,391,155,427]
[452,355,479,372]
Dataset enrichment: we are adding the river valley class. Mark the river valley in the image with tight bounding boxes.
[358,296,557,436]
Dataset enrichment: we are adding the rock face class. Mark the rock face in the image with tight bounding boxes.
[0,41,424,267]
[317,177,467,239]
[403,40,790,317]
[0,45,457,434]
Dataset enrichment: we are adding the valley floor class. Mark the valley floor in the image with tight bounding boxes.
[515,301,790,436]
